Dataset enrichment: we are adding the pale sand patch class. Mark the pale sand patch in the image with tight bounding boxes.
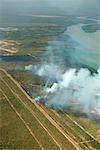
[0,40,19,54]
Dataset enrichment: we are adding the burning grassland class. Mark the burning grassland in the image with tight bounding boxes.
[25,64,100,119]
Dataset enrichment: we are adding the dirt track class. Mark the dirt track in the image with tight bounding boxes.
[0,69,81,150]
[0,89,43,149]
[0,77,62,150]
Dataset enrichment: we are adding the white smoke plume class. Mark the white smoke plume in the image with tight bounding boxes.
[25,64,100,116]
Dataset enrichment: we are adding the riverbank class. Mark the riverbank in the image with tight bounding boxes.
[64,23,100,69]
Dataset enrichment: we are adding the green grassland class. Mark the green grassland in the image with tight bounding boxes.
[0,70,100,149]
[0,90,41,150]
[0,70,76,150]
[0,77,59,150]
[40,106,100,149]
[1,67,100,148]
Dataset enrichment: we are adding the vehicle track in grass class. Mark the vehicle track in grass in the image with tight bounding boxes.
[1,68,100,149]
[1,72,77,149]
[0,89,43,150]
[0,77,62,150]
[39,104,96,150]
[0,69,82,150]
[0,79,60,150]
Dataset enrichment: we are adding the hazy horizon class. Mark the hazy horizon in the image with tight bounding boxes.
[0,0,100,17]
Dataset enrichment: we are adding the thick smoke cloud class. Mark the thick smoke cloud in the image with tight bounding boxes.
[25,63,100,116]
